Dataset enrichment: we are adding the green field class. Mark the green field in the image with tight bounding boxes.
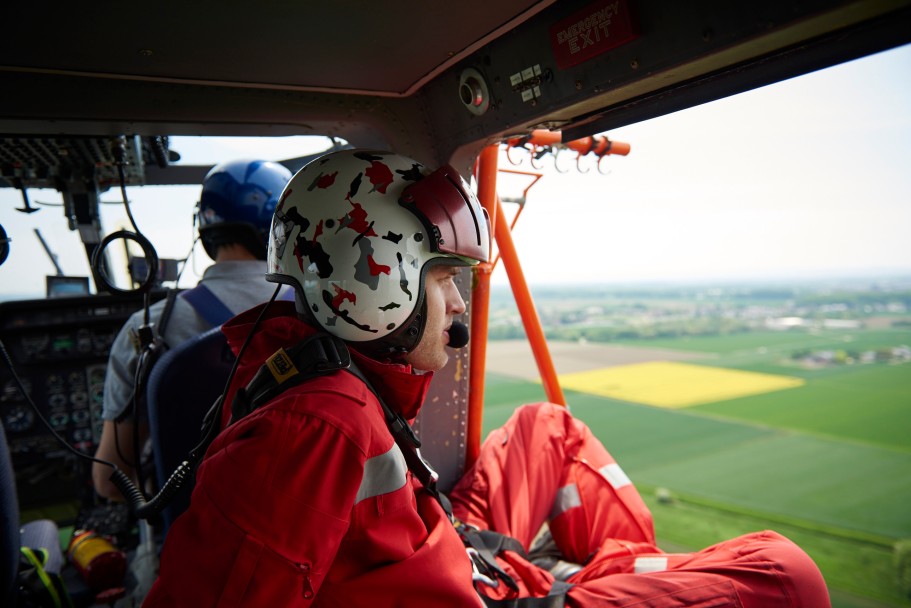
[481,328,911,606]
[624,330,911,453]
[694,363,911,453]
[617,328,911,357]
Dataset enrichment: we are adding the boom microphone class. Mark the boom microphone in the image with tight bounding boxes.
[447,321,469,349]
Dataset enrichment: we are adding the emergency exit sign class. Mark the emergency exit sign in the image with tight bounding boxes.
[549,0,638,69]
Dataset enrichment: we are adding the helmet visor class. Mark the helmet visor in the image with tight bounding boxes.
[400,165,490,263]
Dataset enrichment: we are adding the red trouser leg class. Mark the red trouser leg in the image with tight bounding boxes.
[449,402,830,607]
[449,402,654,553]
[450,402,655,555]
[568,530,830,607]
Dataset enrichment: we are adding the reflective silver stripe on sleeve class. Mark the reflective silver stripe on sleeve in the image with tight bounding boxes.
[634,556,668,573]
[355,443,408,504]
[550,483,582,519]
[599,463,632,489]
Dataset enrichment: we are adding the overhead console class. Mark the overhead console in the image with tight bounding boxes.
[0,134,173,191]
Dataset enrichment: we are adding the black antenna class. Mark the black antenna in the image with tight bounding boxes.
[34,228,64,276]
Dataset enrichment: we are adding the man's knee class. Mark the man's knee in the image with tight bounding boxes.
[735,531,830,607]
[511,402,575,431]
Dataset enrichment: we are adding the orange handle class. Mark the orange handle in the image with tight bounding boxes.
[506,129,630,157]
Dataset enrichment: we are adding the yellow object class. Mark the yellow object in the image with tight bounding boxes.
[558,361,804,408]
[267,348,299,383]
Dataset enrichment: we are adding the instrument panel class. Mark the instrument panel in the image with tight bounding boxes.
[0,292,164,508]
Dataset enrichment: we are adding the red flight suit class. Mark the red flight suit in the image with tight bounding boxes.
[144,302,482,606]
[145,302,830,607]
[449,401,831,607]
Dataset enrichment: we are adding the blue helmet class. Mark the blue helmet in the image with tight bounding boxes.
[198,159,293,260]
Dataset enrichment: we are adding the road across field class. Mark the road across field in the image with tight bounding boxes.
[484,339,708,381]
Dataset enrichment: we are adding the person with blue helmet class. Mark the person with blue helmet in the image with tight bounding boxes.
[197,158,290,261]
[92,159,292,501]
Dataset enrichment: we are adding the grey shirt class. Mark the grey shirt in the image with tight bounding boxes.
[101,260,279,421]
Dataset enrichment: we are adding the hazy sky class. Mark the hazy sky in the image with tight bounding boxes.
[2,44,910,299]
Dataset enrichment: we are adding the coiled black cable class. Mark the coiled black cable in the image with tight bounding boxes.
[91,137,160,295]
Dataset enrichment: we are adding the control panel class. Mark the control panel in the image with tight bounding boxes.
[0,292,165,508]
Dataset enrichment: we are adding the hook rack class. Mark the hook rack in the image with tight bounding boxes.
[503,129,630,174]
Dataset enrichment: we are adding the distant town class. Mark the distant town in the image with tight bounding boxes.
[487,276,911,365]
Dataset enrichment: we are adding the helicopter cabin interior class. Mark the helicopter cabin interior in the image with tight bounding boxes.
[1,0,910,605]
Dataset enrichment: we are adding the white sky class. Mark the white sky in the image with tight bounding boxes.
[1,44,910,300]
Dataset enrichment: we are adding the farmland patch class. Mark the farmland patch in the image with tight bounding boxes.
[558,361,805,408]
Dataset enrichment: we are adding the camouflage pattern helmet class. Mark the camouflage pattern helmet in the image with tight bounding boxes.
[266,149,490,355]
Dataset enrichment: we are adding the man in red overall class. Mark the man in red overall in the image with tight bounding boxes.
[144,149,830,607]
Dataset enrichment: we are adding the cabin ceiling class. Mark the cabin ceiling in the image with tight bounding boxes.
[1,0,910,176]
[0,2,555,98]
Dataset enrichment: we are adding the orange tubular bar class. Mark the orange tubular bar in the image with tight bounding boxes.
[506,129,630,157]
[493,194,567,408]
[564,136,630,157]
[490,168,543,267]
[467,145,499,467]
[524,129,563,146]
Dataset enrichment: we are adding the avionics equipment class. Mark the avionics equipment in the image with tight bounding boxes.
[0,291,165,509]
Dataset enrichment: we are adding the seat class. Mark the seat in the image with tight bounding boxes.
[146,326,235,535]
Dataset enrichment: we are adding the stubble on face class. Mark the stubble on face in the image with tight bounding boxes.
[404,264,466,372]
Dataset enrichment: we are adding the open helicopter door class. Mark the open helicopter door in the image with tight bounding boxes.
[414,132,629,490]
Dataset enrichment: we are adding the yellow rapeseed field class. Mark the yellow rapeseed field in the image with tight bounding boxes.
[557,361,804,408]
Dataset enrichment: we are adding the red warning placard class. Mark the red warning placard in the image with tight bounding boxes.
[549,0,638,69]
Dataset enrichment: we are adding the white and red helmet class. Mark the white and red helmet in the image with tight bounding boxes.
[267,149,490,356]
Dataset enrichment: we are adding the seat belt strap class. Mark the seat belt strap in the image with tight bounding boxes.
[121,288,179,423]
[479,586,571,608]
[229,333,351,424]
[340,364,535,596]
[228,334,565,602]
[463,529,525,592]
[156,288,179,342]
[229,332,446,511]
[341,363,447,504]
[180,283,235,327]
